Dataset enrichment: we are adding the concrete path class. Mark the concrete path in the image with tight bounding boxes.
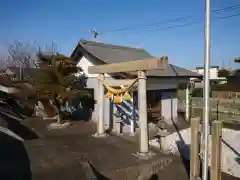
[0,115,239,180]
[0,118,186,180]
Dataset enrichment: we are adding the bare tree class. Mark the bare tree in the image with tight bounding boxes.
[7,41,57,68]
[0,58,9,71]
[35,42,57,67]
[0,59,5,70]
[41,41,57,55]
[8,41,39,68]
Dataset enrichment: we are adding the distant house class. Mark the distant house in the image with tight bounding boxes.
[5,67,26,80]
[1,67,38,95]
[194,66,220,79]
[190,66,227,87]
[211,68,240,98]
[71,40,200,132]
[0,75,19,94]
[5,66,40,82]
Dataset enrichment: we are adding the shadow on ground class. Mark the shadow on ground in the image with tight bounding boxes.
[70,107,93,122]
[222,139,240,165]
[85,161,160,180]
[9,98,34,117]
[170,118,190,178]
[1,112,39,140]
[0,133,32,180]
[88,162,110,180]
[67,97,95,122]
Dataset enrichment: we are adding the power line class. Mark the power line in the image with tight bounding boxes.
[101,4,240,33]
[111,12,240,36]
[104,4,240,33]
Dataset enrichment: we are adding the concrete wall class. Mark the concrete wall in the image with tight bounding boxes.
[161,91,178,124]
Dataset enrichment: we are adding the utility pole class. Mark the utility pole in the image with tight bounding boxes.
[202,0,211,180]
[221,60,225,69]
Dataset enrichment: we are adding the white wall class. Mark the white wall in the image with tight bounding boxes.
[150,128,240,178]
[76,56,110,78]
[161,91,178,122]
[191,67,225,80]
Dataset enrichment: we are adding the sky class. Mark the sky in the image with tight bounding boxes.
[0,0,240,69]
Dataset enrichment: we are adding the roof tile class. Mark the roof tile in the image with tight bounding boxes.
[78,40,201,78]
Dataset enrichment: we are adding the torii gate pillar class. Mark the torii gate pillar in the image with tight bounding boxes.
[137,70,149,156]
[93,73,107,138]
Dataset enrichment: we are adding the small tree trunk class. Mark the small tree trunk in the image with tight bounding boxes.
[33,104,38,117]
[51,97,62,124]
[56,113,62,124]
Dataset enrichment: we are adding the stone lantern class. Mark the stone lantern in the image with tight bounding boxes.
[156,120,170,152]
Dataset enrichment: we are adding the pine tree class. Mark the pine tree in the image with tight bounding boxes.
[233,57,240,63]
[30,52,92,124]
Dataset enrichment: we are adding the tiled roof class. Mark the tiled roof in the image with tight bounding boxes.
[79,40,152,64]
[76,40,201,78]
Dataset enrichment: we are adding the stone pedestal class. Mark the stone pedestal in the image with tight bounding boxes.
[158,131,170,152]
[156,121,170,152]
[113,119,123,135]
[47,121,71,130]
[133,151,156,160]
[92,132,108,138]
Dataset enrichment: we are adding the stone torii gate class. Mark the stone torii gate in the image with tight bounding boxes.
[88,57,168,159]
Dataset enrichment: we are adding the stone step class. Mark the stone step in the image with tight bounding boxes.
[101,157,174,180]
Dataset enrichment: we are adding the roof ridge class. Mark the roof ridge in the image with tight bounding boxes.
[168,64,179,76]
[79,39,147,52]
[170,64,202,76]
